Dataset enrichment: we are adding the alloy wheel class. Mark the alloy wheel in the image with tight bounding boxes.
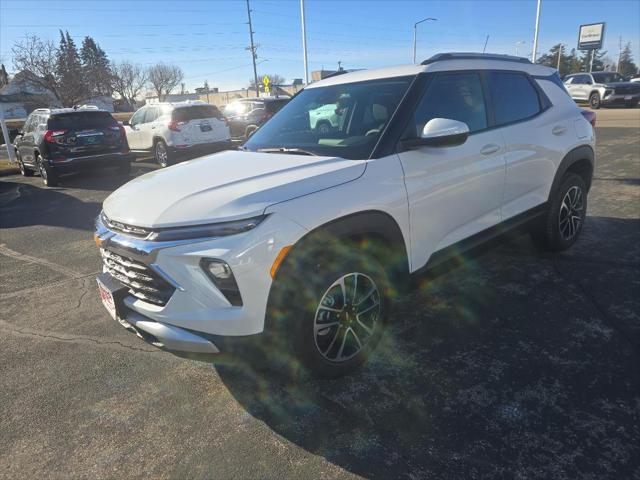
[38,160,48,183]
[559,185,584,241]
[156,142,168,167]
[313,272,381,362]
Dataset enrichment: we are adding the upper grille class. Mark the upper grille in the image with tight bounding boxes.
[100,248,175,306]
[614,85,640,95]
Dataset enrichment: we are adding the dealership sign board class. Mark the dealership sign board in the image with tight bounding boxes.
[578,23,605,50]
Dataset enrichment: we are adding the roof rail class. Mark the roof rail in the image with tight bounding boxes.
[421,52,531,65]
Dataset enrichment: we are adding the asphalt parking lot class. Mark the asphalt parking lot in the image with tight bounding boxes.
[1,108,639,479]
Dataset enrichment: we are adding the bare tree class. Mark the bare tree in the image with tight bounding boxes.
[147,63,183,101]
[11,34,60,99]
[111,61,147,107]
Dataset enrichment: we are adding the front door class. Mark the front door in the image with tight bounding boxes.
[396,72,506,270]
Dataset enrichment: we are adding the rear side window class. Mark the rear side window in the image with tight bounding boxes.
[172,105,222,122]
[48,111,117,130]
[490,72,541,126]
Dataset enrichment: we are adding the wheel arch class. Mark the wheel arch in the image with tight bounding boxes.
[285,210,410,282]
[549,144,595,200]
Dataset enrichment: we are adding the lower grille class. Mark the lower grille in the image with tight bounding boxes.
[614,85,640,95]
[101,249,175,306]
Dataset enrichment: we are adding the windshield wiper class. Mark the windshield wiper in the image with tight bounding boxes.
[257,147,318,156]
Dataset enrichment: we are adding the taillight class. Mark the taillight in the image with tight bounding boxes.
[168,120,183,132]
[580,109,596,128]
[44,129,68,143]
[118,125,130,153]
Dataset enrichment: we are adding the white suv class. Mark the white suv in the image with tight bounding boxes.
[96,53,595,377]
[124,101,231,167]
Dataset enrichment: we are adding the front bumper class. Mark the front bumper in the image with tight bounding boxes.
[602,92,640,105]
[48,152,134,171]
[94,212,307,352]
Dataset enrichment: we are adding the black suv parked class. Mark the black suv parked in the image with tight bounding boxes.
[222,97,289,139]
[13,107,133,187]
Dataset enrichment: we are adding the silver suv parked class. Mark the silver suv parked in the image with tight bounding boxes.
[564,72,640,109]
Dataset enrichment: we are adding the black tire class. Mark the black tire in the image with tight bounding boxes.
[530,173,587,251]
[17,151,33,177]
[589,92,601,109]
[154,140,171,167]
[37,155,58,187]
[266,237,392,378]
[316,121,332,135]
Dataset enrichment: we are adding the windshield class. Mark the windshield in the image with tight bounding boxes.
[592,72,625,83]
[244,76,414,160]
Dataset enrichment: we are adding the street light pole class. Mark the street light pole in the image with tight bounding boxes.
[245,0,259,97]
[515,41,526,56]
[413,17,437,64]
[531,0,542,62]
[557,43,564,71]
[300,0,309,84]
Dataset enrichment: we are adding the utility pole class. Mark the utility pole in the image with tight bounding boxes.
[300,0,309,85]
[482,35,490,53]
[412,17,437,64]
[617,36,622,73]
[515,41,525,56]
[531,0,542,62]
[246,0,259,97]
[557,43,563,71]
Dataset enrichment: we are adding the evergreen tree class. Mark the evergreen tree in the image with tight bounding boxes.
[56,30,88,106]
[537,43,573,76]
[568,48,583,74]
[81,36,112,97]
[579,49,608,72]
[618,42,638,77]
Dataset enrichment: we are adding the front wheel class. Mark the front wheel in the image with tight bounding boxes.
[154,140,171,167]
[530,173,587,251]
[589,92,601,109]
[267,240,391,378]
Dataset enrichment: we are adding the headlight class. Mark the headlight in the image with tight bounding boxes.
[147,215,267,242]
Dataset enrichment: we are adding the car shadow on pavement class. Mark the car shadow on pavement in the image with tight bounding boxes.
[0,180,103,231]
[216,217,640,479]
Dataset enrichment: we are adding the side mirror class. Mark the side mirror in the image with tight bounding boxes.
[122,119,131,127]
[401,118,470,149]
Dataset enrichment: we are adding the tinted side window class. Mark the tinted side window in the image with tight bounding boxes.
[143,107,159,123]
[490,72,541,126]
[408,72,487,136]
[130,109,145,126]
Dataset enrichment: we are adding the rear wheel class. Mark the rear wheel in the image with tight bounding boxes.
[17,151,33,177]
[154,140,171,167]
[37,155,58,187]
[589,92,601,109]
[267,239,392,378]
[531,173,587,251]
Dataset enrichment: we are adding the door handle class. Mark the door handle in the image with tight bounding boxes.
[552,125,567,135]
[480,144,500,155]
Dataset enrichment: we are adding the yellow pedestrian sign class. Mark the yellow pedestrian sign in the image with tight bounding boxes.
[262,75,270,93]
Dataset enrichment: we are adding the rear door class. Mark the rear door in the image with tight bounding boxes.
[46,111,125,159]
[489,71,562,219]
[171,105,230,144]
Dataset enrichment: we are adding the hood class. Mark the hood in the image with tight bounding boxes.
[603,81,640,88]
[103,150,366,228]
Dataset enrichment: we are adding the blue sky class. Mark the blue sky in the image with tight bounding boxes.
[1,0,639,92]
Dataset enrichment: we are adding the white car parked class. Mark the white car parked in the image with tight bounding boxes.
[96,53,595,377]
[124,101,231,167]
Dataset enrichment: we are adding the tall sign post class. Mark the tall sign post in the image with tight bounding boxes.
[577,23,605,72]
